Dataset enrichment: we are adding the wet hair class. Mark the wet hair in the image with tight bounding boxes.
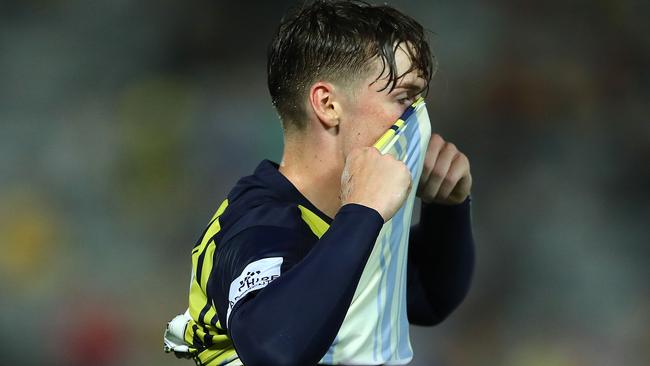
[267,0,434,131]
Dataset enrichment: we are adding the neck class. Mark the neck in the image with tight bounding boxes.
[278,131,344,219]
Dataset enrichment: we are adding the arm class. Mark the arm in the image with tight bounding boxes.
[225,204,383,366]
[224,146,410,365]
[407,197,475,325]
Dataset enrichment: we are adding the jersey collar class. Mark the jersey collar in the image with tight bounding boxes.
[253,160,334,225]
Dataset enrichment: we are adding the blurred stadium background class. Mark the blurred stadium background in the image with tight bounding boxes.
[1,1,648,365]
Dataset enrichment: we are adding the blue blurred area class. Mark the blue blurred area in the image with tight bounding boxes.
[0,1,648,365]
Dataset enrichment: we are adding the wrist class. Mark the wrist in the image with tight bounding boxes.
[338,202,385,224]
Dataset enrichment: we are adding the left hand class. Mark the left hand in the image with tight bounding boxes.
[417,134,472,205]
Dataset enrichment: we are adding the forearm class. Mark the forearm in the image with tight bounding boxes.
[409,197,475,323]
[230,204,383,366]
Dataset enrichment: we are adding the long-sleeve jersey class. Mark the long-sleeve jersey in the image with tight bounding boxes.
[166,159,474,366]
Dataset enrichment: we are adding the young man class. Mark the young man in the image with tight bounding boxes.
[164,1,475,365]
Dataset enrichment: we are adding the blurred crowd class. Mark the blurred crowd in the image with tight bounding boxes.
[0,1,647,365]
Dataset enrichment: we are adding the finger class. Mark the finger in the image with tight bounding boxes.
[448,173,472,203]
[422,142,457,199]
[418,134,444,191]
[437,153,469,200]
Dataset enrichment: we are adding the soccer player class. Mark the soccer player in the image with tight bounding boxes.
[163,1,475,365]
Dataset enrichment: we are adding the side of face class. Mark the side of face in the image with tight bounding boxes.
[336,44,427,158]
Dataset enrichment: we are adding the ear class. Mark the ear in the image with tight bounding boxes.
[308,81,341,129]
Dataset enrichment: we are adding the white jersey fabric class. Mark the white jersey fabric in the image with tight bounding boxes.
[320,98,432,365]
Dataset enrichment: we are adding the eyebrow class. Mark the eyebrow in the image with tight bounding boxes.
[392,82,426,94]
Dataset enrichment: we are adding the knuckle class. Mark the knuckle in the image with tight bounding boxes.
[399,161,409,173]
[460,153,471,168]
[452,167,465,180]
[431,133,444,145]
[393,159,406,170]
[383,153,397,163]
[443,173,457,184]
[431,167,446,180]
[402,168,412,182]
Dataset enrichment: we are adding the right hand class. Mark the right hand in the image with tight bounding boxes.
[340,147,412,222]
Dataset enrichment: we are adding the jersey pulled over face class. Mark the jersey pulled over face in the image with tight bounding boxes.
[337,43,429,162]
[320,97,431,364]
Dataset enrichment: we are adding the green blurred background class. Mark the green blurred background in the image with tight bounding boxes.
[1,0,648,365]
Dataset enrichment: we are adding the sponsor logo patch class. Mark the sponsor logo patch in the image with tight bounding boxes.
[227,257,283,323]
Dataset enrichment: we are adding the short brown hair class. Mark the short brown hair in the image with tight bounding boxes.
[267,0,434,131]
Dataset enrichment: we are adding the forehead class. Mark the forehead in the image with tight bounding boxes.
[364,43,427,93]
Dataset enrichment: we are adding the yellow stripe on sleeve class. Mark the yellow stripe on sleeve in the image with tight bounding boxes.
[193,199,228,257]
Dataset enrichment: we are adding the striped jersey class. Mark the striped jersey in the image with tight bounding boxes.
[163,99,431,365]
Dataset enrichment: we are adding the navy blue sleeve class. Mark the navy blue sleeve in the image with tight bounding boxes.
[214,203,384,366]
[407,197,475,326]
